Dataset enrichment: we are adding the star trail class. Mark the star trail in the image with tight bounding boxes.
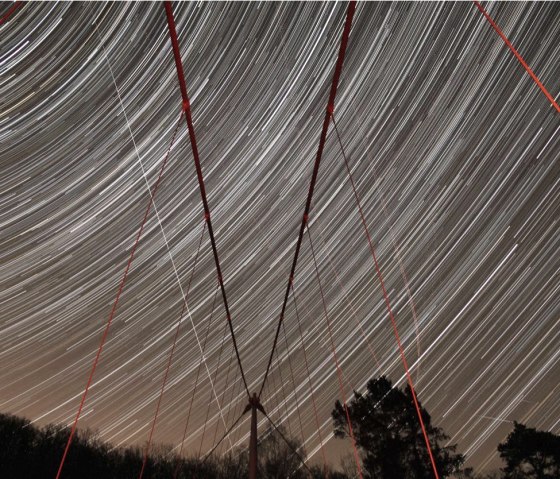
[1,1,559,475]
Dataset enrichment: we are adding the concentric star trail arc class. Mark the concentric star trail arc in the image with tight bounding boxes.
[1,1,559,474]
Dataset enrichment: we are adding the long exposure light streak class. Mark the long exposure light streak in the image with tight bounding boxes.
[95,20,232,452]
[1,2,559,474]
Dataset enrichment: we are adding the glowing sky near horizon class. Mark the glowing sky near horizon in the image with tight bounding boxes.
[1,1,559,473]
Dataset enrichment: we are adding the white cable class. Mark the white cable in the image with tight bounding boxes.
[94,21,232,450]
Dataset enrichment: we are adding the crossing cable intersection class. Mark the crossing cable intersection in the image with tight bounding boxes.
[142,2,560,472]
[163,0,251,399]
[45,0,560,475]
[331,113,441,479]
[56,0,437,475]
[258,0,357,401]
[161,10,361,466]
[55,109,185,479]
[162,3,365,472]
[139,220,208,479]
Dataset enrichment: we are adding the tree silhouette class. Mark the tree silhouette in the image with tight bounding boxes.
[497,422,560,479]
[331,376,465,478]
[0,411,347,478]
[0,413,36,477]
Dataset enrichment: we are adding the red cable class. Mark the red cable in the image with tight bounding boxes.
[55,110,184,479]
[371,169,422,381]
[139,220,206,479]
[0,1,22,25]
[306,224,364,479]
[317,226,383,372]
[290,282,328,471]
[163,1,250,397]
[331,120,420,378]
[173,285,219,479]
[474,1,560,113]
[332,116,440,478]
[259,0,357,400]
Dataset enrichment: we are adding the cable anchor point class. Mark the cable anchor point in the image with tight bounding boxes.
[244,392,265,415]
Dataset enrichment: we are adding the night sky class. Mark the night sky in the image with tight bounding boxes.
[1,1,559,474]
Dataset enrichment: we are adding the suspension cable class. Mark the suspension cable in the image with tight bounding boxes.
[473,1,559,113]
[290,282,328,470]
[262,411,314,476]
[55,110,184,479]
[173,285,220,479]
[281,321,306,445]
[306,224,363,479]
[139,220,207,479]
[259,0,357,399]
[95,15,232,450]
[202,410,246,464]
[0,1,22,25]
[198,317,230,457]
[331,114,440,478]
[163,0,250,398]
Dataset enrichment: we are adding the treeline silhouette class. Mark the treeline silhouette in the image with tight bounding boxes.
[331,376,560,479]
[0,412,342,478]
[2,376,559,478]
[0,411,201,478]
